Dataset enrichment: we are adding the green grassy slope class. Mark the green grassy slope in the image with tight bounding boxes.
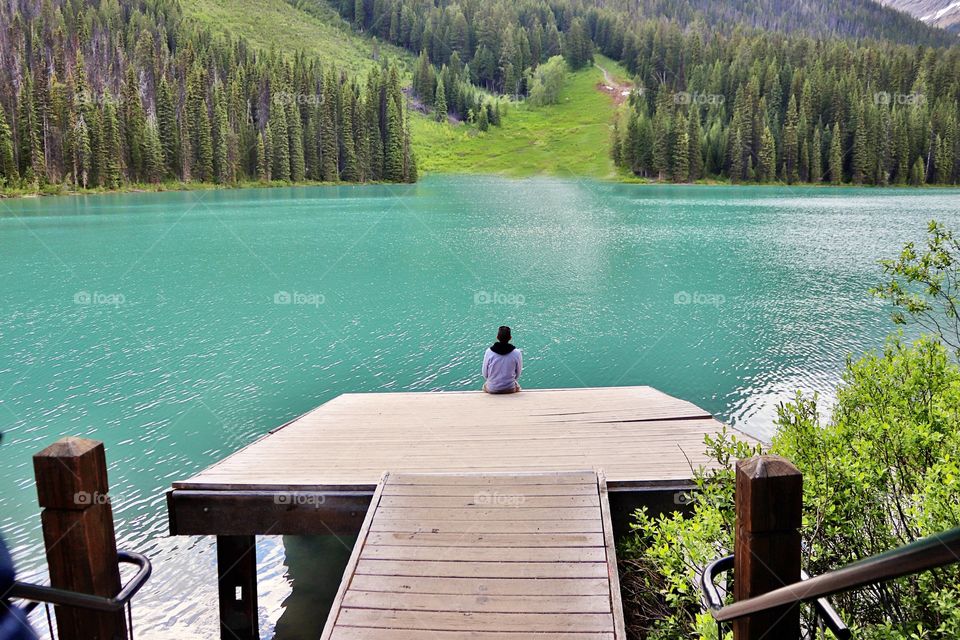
[179,0,628,179]
[178,0,410,75]
[411,56,629,179]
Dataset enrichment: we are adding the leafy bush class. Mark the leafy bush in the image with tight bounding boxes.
[874,221,960,356]
[527,56,568,107]
[620,336,960,639]
[621,428,760,639]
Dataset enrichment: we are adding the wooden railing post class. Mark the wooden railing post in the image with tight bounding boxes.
[733,455,802,640]
[33,437,126,640]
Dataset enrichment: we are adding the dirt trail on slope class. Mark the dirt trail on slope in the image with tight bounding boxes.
[595,63,633,104]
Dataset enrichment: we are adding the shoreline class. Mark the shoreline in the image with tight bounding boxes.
[2,173,958,201]
[0,178,409,202]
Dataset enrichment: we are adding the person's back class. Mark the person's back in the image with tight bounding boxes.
[482,326,522,394]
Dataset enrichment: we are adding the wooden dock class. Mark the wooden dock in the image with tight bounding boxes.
[320,471,625,640]
[173,386,725,491]
[166,386,753,640]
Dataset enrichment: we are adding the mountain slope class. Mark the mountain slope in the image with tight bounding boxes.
[878,0,960,33]
[626,0,958,45]
[411,57,628,179]
[178,0,413,75]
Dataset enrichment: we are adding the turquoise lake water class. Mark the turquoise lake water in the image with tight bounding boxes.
[1,176,959,637]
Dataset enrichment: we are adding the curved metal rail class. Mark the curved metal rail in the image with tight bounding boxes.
[701,527,960,637]
[3,551,152,640]
[701,555,850,639]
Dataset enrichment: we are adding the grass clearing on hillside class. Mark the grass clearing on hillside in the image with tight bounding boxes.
[179,0,411,75]
[411,56,631,179]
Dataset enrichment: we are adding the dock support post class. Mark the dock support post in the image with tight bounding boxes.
[733,455,802,640]
[33,437,127,640]
[217,535,259,640]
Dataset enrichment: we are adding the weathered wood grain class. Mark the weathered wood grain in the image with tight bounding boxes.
[320,471,626,639]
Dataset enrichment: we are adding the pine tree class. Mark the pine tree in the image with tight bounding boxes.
[339,87,359,182]
[620,113,637,172]
[910,155,926,186]
[636,112,653,177]
[270,100,290,181]
[74,53,98,185]
[320,73,339,181]
[730,127,745,183]
[611,118,622,166]
[934,134,951,185]
[477,104,489,131]
[353,0,364,28]
[195,100,214,182]
[758,123,776,183]
[70,106,90,186]
[671,112,689,183]
[263,124,273,181]
[877,105,893,186]
[366,72,383,181]
[28,53,48,184]
[782,94,799,184]
[101,99,122,188]
[434,78,447,122]
[652,98,672,181]
[384,97,404,181]
[122,66,146,182]
[499,29,519,96]
[563,19,593,70]
[810,127,823,183]
[179,117,192,183]
[688,108,703,182]
[256,130,268,181]
[728,82,756,181]
[403,117,417,183]
[143,118,164,183]
[352,93,368,181]
[829,123,843,185]
[800,137,811,183]
[156,75,178,178]
[414,50,435,105]
[287,101,305,182]
[304,105,320,180]
[186,66,209,182]
[213,88,230,183]
[0,106,18,184]
[851,102,868,184]
[16,73,40,182]
[492,102,502,127]
[894,112,909,185]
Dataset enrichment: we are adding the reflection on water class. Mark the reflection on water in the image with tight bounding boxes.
[272,536,355,640]
[1,177,958,637]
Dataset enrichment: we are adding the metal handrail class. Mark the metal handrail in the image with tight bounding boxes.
[701,555,851,639]
[4,551,152,612]
[710,526,960,625]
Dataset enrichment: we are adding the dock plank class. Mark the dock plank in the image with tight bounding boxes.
[320,471,626,640]
[331,630,614,640]
[341,591,613,613]
[364,532,606,547]
[173,387,752,491]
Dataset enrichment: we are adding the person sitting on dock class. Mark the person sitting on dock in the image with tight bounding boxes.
[482,326,522,394]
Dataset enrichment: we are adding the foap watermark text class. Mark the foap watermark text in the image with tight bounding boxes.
[674,290,725,308]
[274,291,325,307]
[474,290,525,306]
[74,291,125,307]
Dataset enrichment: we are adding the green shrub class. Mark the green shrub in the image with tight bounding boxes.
[527,56,568,107]
[620,336,960,639]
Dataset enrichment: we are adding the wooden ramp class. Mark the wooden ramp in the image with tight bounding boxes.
[320,470,626,640]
